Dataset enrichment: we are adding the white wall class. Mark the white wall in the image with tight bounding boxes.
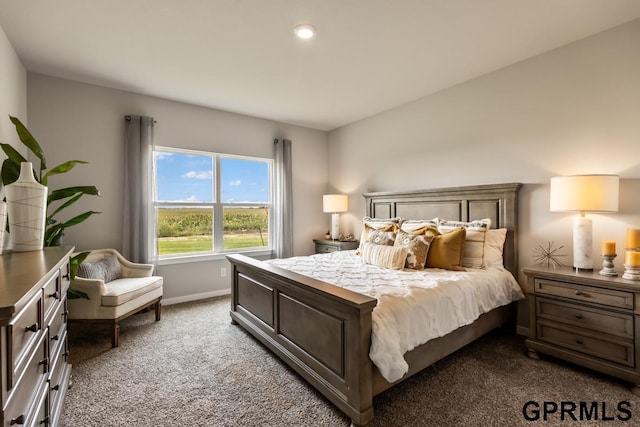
[328,20,640,329]
[27,74,329,302]
[0,24,27,156]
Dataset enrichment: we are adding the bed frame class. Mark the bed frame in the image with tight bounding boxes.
[227,183,521,426]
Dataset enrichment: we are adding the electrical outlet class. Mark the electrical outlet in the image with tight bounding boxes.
[221,267,227,277]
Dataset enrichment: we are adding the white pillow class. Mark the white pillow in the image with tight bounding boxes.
[483,228,507,268]
[361,242,409,270]
[400,218,439,234]
[438,218,491,268]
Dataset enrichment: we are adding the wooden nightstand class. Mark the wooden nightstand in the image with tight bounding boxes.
[523,265,640,394]
[313,239,359,254]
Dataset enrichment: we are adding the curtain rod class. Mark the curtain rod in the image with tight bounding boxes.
[124,115,157,123]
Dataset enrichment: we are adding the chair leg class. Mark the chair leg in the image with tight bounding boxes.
[155,301,162,321]
[112,322,120,348]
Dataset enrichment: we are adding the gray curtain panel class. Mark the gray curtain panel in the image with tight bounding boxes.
[123,115,155,264]
[273,139,293,258]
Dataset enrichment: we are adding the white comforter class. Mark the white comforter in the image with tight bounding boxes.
[267,250,524,383]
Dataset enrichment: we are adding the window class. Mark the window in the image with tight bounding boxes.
[153,146,272,259]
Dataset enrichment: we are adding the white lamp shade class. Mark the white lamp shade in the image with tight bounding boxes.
[323,194,348,213]
[550,175,619,213]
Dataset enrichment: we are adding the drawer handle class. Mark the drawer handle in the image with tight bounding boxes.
[51,384,60,391]
[25,323,39,333]
[575,291,583,296]
[51,334,59,341]
[576,339,584,345]
[10,415,24,425]
[575,314,584,320]
[39,358,48,370]
[39,416,49,425]
[48,291,59,299]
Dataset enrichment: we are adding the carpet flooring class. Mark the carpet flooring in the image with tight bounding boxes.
[61,297,639,426]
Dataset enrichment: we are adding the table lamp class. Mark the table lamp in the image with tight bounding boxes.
[323,194,348,240]
[550,174,619,271]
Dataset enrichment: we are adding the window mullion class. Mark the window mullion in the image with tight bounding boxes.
[213,155,224,251]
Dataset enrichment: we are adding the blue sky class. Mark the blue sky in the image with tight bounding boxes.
[154,152,269,203]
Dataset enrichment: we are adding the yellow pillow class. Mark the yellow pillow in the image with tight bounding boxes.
[425,227,466,271]
[361,242,408,270]
[394,230,434,270]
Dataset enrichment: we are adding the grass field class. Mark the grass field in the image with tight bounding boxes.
[157,207,268,255]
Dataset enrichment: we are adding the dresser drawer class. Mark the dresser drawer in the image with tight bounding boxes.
[8,291,43,390]
[534,278,633,309]
[537,297,633,339]
[537,321,634,367]
[48,298,67,360]
[43,269,61,325]
[4,332,48,427]
[315,244,337,254]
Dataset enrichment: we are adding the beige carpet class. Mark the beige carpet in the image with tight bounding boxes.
[61,297,638,426]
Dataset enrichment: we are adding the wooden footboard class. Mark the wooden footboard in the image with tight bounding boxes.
[227,253,378,426]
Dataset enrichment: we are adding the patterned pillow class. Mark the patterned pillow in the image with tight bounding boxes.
[394,230,434,269]
[425,227,466,271]
[77,255,122,283]
[400,218,439,234]
[438,218,491,268]
[357,217,402,254]
[361,242,408,270]
[367,229,397,246]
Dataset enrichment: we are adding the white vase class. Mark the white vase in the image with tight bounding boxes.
[6,162,48,252]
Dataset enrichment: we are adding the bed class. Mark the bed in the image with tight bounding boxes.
[227,183,522,426]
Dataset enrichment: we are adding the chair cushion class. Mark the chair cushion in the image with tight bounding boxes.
[101,276,163,307]
[78,255,122,282]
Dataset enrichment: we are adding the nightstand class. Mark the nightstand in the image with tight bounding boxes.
[523,265,640,394]
[313,239,359,254]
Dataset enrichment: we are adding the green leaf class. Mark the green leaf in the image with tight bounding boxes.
[47,193,83,220]
[67,288,90,300]
[70,251,91,280]
[61,211,101,228]
[9,116,46,170]
[44,224,65,246]
[47,186,100,204]
[41,160,88,186]
[1,158,21,186]
[0,143,28,166]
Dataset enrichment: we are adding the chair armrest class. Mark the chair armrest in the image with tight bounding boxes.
[70,277,107,301]
[113,252,154,278]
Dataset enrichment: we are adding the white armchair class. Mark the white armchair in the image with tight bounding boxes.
[68,249,163,347]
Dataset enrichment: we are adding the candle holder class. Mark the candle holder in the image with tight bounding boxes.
[599,254,618,277]
[623,264,640,281]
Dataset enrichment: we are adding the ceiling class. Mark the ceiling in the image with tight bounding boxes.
[1,1,639,131]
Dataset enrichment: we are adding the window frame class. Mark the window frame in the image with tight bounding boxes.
[153,145,273,264]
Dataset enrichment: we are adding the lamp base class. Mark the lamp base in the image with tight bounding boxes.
[572,215,593,271]
[331,213,340,240]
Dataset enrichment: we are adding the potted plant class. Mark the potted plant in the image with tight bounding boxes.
[1,115,100,297]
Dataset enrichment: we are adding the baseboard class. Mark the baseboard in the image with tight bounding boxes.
[162,289,231,306]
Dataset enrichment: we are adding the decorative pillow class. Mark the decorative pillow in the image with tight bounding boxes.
[484,228,508,268]
[394,230,434,269]
[77,255,122,283]
[400,218,439,234]
[357,217,402,254]
[361,242,409,270]
[438,218,491,268]
[425,227,466,271]
[367,229,397,246]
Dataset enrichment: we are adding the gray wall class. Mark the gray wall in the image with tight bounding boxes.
[327,20,640,331]
[0,25,27,155]
[26,74,329,303]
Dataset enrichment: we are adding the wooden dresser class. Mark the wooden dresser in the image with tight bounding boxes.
[0,247,73,427]
[523,265,640,394]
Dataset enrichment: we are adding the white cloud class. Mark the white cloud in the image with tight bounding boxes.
[229,180,242,186]
[183,170,213,180]
[155,152,173,160]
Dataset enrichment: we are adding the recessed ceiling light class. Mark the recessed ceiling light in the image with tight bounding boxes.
[294,24,315,40]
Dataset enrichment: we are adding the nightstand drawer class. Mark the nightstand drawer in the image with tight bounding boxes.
[535,278,633,309]
[537,321,634,367]
[537,298,633,339]
[315,244,337,254]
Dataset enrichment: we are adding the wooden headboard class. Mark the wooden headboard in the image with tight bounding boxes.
[363,183,522,276]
